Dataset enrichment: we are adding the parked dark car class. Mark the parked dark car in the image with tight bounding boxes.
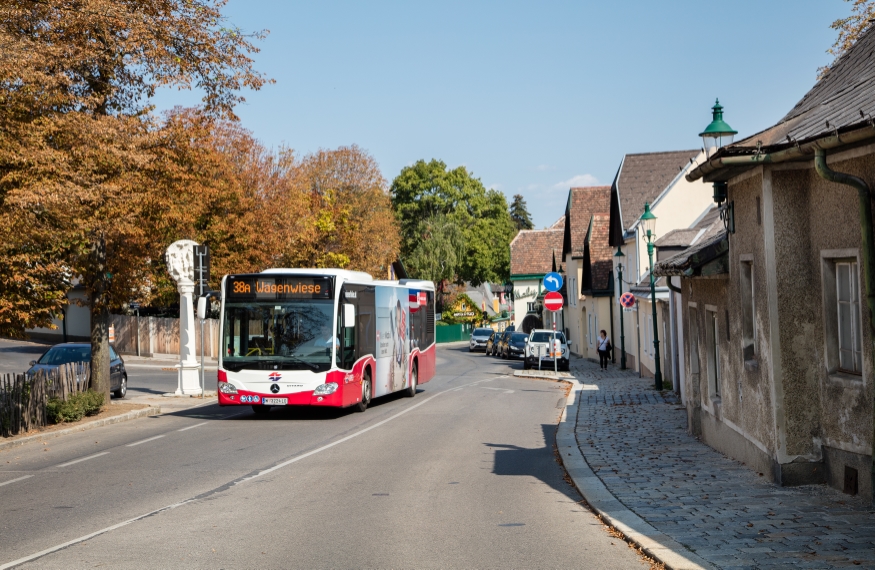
[485,331,500,356]
[503,332,529,360]
[497,330,515,358]
[26,343,128,398]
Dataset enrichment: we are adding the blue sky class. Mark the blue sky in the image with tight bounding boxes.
[153,1,848,228]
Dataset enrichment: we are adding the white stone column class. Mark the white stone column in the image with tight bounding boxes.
[165,239,201,395]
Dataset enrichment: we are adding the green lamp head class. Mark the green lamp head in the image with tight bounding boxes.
[640,202,657,241]
[699,99,738,158]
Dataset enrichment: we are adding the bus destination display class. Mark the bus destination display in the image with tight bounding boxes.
[226,275,333,300]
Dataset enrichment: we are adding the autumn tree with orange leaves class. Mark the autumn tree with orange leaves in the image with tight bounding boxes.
[0,0,269,398]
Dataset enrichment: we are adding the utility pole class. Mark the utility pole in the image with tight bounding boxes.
[615,247,627,370]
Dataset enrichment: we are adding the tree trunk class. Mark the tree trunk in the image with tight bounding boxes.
[89,234,111,401]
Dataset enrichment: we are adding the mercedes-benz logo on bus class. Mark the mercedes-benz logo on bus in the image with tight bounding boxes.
[270,384,280,394]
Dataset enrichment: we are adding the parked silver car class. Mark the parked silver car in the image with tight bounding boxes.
[523,330,569,371]
[26,343,128,398]
[469,328,494,352]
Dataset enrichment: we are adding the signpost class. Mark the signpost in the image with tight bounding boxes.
[543,272,563,292]
[619,292,636,312]
[194,244,210,399]
[543,291,563,373]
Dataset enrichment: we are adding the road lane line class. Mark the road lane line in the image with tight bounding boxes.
[177,422,209,432]
[126,435,165,447]
[233,390,450,485]
[0,475,33,488]
[0,383,471,569]
[56,452,109,468]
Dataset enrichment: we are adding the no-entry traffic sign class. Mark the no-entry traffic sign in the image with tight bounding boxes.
[544,291,564,312]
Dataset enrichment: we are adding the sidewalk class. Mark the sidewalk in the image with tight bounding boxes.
[568,356,875,570]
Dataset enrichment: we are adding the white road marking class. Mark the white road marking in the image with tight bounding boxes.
[480,387,515,394]
[126,435,165,447]
[0,475,33,488]
[177,422,208,432]
[0,384,468,569]
[56,452,109,468]
[581,384,599,390]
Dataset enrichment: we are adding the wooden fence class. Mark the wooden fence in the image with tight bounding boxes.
[110,314,219,358]
[0,362,91,438]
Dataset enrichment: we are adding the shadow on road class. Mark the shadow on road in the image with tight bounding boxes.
[484,424,579,501]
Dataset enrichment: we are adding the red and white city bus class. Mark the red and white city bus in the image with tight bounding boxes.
[217,269,436,414]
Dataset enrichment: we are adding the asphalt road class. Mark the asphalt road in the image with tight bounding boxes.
[0,344,647,569]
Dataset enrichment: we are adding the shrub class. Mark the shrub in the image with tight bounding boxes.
[46,391,105,424]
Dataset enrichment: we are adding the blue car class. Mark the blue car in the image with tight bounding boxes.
[27,343,128,398]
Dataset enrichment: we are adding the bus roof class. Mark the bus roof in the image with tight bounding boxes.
[257,268,435,291]
[261,268,373,282]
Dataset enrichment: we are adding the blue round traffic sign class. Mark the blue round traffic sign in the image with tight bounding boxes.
[543,272,563,292]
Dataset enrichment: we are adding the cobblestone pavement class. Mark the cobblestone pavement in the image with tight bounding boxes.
[570,356,875,570]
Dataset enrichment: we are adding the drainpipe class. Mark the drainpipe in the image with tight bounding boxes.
[814,147,875,505]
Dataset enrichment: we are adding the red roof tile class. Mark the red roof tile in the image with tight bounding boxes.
[511,228,564,277]
[564,186,611,258]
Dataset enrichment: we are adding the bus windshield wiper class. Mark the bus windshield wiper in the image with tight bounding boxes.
[281,356,320,371]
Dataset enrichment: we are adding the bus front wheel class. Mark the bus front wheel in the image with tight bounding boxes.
[355,373,372,413]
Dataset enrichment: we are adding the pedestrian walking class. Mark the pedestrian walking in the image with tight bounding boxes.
[597,330,611,370]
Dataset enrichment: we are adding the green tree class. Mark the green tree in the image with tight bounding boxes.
[390,160,515,286]
[509,194,534,231]
[406,214,465,285]
[820,0,875,77]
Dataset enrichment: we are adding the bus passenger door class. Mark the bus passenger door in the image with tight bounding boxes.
[340,302,356,370]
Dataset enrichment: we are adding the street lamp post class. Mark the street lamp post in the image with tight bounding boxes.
[614,247,627,370]
[640,202,662,390]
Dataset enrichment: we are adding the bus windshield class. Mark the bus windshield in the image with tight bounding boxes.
[222,299,335,373]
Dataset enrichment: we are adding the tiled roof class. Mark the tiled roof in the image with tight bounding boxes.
[550,216,566,229]
[510,228,564,276]
[653,228,729,277]
[587,213,613,292]
[615,150,699,232]
[655,229,700,248]
[654,205,719,248]
[563,186,611,258]
[730,25,875,150]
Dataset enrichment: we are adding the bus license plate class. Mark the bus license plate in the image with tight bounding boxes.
[263,398,287,405]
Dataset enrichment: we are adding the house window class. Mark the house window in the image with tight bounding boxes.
[588,314,593,345]
[740,260,756,362]
[837,261,862,373]
[822,254,863,376]
[689,306,700,374]
[705,309,720,398]
[527,302,536,313]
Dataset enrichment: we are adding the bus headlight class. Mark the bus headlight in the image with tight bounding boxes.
[314,382,338,395]
[219,382,238,394]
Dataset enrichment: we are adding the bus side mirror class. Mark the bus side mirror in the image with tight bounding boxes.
[343,303,355,327]
[197,296,208,320]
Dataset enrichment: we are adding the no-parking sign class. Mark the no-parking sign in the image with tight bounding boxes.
[619,292,636,308]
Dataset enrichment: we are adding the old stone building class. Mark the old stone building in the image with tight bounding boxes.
[655,26,875,500]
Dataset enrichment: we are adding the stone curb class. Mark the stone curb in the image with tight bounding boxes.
[556,377,716,570]
[513,370,575,380]
[0,406,161,452]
